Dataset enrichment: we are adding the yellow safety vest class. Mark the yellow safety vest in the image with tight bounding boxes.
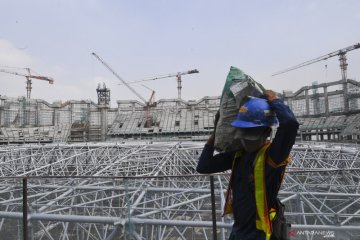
[223,143,290,240]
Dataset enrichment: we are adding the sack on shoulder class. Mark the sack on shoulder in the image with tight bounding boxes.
[271,198,291,240]
[214,66,265,152]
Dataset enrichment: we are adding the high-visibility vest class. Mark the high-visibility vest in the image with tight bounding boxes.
[223,143,290,240]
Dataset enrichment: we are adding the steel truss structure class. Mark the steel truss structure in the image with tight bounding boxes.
[0,142,359,240]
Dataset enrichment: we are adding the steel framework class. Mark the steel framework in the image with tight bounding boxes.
[0,142,359,239]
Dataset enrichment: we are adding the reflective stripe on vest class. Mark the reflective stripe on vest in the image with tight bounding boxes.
[254,143,272,240]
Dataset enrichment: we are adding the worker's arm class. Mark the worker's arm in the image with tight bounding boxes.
[265,90,299,167]
[196,135,234,174]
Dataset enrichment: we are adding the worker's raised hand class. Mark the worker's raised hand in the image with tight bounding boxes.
[264,90,279,102]
[214,110,220,128]
[207,134,215,146]
[207,110,220,146]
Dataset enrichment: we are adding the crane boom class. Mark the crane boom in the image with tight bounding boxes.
[0,69,54,83]
[272,43,360,80]
[91,52,147,104]
[119,69,199,85]
[118,69,199,100]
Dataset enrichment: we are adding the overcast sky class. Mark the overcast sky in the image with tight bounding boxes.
[1,0,360,106]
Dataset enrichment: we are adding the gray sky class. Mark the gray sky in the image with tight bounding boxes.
[1,0,360,106]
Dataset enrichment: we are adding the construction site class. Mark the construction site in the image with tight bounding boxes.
[0,44,360,239]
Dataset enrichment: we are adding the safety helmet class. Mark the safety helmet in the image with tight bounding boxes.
[231,97,278,128]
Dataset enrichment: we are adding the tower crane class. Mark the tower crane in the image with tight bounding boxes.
[272,43,360,81]
[0,68,54,99]
[92,52,147,104]
[92,52,156,128]
[119,69,199,100]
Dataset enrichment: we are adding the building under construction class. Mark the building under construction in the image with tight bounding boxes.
[2,78,360,144]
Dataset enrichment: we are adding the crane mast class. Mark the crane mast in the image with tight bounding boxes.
[0,68,54,98]
[141,84,156,128]
[272,43,360,81]
[141,84,156,106]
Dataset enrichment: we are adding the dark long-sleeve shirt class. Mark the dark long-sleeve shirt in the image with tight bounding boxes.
[197,99,299,240]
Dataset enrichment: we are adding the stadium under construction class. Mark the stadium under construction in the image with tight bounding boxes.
[1,78,360,239]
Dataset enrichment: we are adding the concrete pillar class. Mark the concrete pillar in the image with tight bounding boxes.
[324,86,329,115]
[22,98,28,127]
[305,88,310,115]
[35,102,40,127]
[343,81,349,113]
[70,103,73,124]
[100,107,108,142]
[87,103,91,122]
[0,107,2,127]
[53,107,60,126]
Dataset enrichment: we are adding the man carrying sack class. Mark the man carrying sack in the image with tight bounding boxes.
[197,90,299,240]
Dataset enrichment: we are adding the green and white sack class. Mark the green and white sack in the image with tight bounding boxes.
[214,66,266,152]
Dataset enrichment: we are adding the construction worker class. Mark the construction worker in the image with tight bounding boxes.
[197,90,299,240]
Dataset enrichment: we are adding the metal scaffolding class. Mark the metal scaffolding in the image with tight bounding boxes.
[0,142,359,239]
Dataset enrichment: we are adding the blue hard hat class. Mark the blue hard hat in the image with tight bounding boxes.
[231,97,278,128]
